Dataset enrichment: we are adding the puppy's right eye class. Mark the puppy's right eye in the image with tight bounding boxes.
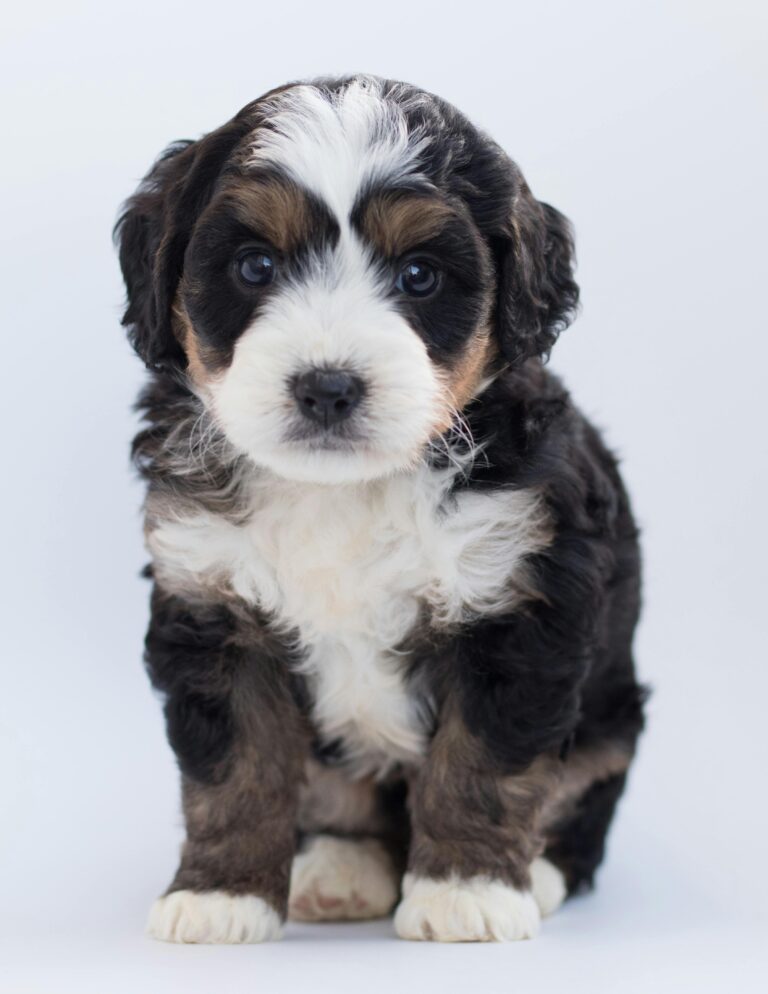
[395,259,440,298]
[236,250,275,287]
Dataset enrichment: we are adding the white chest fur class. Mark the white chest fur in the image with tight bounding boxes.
[148,466,551,775]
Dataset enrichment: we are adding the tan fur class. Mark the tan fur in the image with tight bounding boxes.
[297,760,384,835]
[406,701,558,890]
[169,177,317,379]
[448,327,495,408]
[540,742,633,832]
[223,177,314,252]
[406,691,634,892]
[433,323,497,436]
[296,759,410,875]
[357,189,497,424]
[360,193,455,257]
[165,646,310,917]
[172,301,216,383]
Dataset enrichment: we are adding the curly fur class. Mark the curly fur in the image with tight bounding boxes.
[116,74,645,944]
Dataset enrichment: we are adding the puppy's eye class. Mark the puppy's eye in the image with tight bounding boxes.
[395,260,440,298]
[237,250,275,287]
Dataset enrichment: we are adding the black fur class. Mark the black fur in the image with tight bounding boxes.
[119,75,645,926]
[546,772,630,894]
[145,585,310,785]
[145,588,239,783]
[116,76,578,372]
[183,175,341,366]
[115,112,259,371]
[443,366,645,773]
[390,215,493,363]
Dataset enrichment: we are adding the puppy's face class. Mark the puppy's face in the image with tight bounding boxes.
[118,77,578,484]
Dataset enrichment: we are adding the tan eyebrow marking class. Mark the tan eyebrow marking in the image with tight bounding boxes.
[360,193,455,257]
[220,177,315,252]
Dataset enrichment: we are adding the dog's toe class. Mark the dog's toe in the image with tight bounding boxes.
[147,890,282,944]
[289,835,399,922]
[530,857,567,917]
[394,873,540,942]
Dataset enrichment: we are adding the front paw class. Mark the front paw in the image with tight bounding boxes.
[394,873,540,942]
[147,890,282,944]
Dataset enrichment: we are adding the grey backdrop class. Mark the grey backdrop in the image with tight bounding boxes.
[1,1,766,991]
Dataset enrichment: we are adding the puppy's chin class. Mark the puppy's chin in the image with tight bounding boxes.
[245,442,422,485]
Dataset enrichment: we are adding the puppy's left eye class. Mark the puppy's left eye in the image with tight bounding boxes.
[237,250,275,287]
[395,260,440,298]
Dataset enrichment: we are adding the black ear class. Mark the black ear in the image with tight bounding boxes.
[494,172,579,363]
[114,116,254,371]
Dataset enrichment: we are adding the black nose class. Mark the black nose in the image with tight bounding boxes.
[293,369,364,426]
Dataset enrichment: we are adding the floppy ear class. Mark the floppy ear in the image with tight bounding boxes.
[114,117,254,371]
[494,171,579,363]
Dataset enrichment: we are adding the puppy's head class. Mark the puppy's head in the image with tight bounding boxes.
[117,76,578,484]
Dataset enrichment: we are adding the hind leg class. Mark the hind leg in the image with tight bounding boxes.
[509,743,634,920]
[534,735,638,909]
[289,759,408,922]
[290,835,400,921]
[543,771,630,895]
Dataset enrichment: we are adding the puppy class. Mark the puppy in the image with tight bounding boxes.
[116,75,645,944]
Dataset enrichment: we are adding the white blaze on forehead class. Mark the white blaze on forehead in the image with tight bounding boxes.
[246,77,432,222]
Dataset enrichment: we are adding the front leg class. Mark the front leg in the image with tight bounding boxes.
[144,587,308,943]
[395,516,615,942]
[395,701,560,942]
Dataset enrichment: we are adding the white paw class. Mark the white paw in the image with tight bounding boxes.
[289,836,399,921]
[394,873,540,942]
[530,857,567,917]
[147,890,282,944]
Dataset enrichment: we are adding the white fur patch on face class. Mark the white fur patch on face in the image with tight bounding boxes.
[147,890,282,944]
[394,873,541,942]
[530,857,567,918]
[207,258,446,485]
[148,466,551,775]
[289,835,399,922]
[202,78,450,486]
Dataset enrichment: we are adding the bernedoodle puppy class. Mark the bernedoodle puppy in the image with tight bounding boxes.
[116,74,646,944]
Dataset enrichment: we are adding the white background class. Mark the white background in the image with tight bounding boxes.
[1,1,766,991]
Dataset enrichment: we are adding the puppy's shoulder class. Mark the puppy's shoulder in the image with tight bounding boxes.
[464,362,631,539]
